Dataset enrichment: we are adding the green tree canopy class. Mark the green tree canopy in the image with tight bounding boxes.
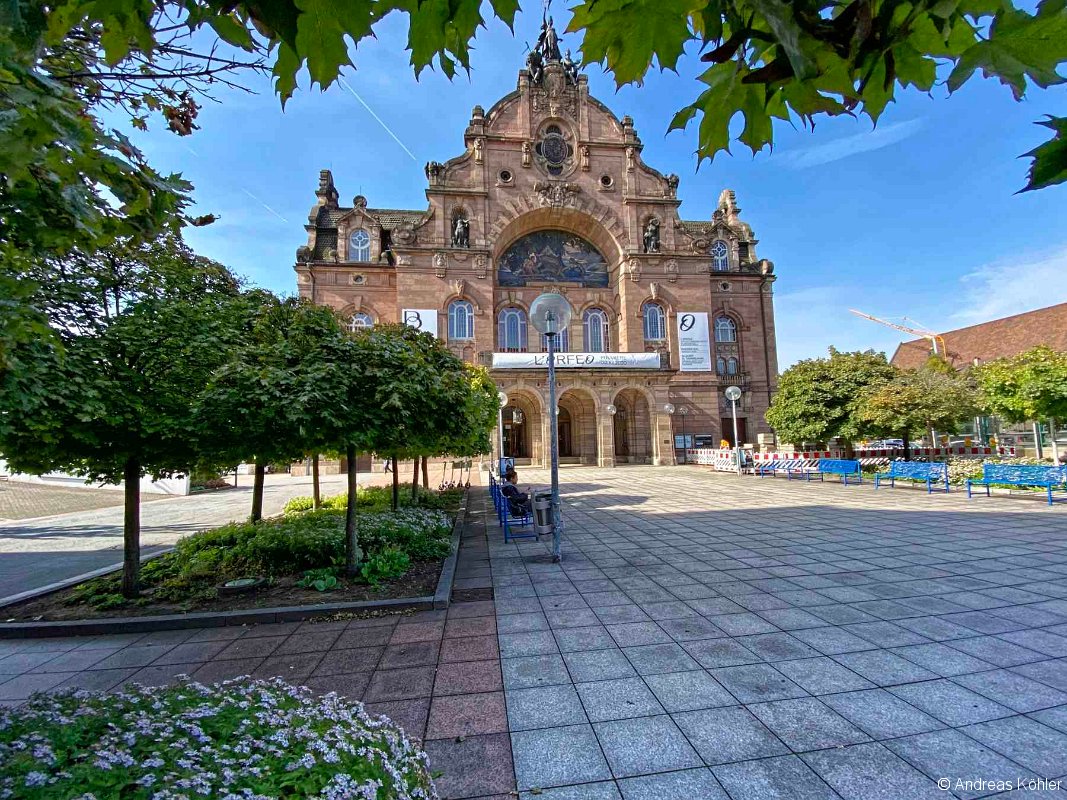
[0,233,248,596]
[765,348,898,447]
[194,294,348,522]
[859,361,980,452]
[976,346,1067,423]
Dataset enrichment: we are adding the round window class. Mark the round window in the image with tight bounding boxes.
[499,169,513,183]
[541,133,568,166]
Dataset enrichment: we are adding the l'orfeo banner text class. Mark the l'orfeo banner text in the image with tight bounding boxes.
[492,352,661,369]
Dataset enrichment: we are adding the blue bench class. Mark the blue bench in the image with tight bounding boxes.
[789,458,863,485]
[874,461,949,493]
[489,473,534,542]
[967,464,1067,506]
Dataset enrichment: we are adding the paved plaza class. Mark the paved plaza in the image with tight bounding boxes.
[3,467,1067,798]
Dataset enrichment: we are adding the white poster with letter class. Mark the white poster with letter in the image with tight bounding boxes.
[402,309,439,339]
[677,311,711,372]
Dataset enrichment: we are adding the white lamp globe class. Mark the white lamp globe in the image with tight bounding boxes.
[530,293,573,335]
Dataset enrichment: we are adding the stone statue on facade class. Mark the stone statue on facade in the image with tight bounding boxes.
[425,161,443,182]
[451,216,470,248]
[537,17,562,62]
[562,50,581,85]
[643,218,660,253]
[526,47,544,84]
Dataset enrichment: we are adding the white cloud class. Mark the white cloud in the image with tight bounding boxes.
[783,118,924,169]
[950,244,1067,326]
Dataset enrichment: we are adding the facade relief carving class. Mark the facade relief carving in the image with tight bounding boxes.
[534,180,581,208]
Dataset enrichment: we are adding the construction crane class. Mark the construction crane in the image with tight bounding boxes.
[848,309,947,355]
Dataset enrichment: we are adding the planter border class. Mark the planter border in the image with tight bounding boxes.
[0,489,469,639]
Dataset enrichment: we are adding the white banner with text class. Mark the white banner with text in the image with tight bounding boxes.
[677,311,711,372]
[492,352,661,369]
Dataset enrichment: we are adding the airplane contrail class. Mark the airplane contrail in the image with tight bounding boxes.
[337,75,420,163]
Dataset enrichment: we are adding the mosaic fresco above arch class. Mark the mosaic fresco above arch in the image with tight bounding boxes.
[498,230,609,287]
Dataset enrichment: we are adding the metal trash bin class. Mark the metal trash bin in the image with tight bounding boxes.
[533,491,553,537]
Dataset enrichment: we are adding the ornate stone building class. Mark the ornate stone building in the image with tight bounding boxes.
[295,30,779,468]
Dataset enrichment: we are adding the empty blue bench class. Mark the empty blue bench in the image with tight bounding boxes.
[967,464,1067,506]
[789,458,863,485]
[875,461,949,493]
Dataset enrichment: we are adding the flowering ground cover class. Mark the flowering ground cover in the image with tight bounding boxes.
[0,677,438,799]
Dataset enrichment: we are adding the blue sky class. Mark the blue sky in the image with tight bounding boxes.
[114,5,1067,367]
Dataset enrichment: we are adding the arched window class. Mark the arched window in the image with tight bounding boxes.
[447,300,474,340]
[498,307,528,352]
[349,312,374,331]
[726,357,739,375]
[349,229,371,261]
[716,356,727,375]
[643,303,666,341]
[715,316,737,343]
[711,240,730,271]
[583,308,609,353]
[541,328,569,353]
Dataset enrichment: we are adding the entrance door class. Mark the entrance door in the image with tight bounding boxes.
[720,417,748,447]
[557,407,573,457]
[614,406,630,461]
[503,406,526,458]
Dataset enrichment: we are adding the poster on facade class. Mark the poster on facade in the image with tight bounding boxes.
[402,309,439,339]
[677,312,712,372]
[492,352,661,369]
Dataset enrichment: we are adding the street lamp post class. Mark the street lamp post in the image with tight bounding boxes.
[497,391,508,475]
[678,405,689,464]
[725,385,742,475]
[530,293,573,562]
[664,403,675,464]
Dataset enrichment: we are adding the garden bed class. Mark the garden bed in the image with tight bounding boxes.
[1,484,464,625]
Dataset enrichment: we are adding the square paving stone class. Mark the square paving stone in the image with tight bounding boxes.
[545,608,602,629]
[333,625,394,649]
[847,621,933,647]
[643,670,736,712]
[379,641,440,670]
[564,649,636,683]
[953,669,1067,713]
[122,662,198,688]
[253,653,323,681]
[737,632,820,662]
[303,672,372,700]
[605,622,671,648]
[1012,659,1067,692]
[707,613,779,637]
[774,656,875,695]
[621,643,699,675]
[682,639,760,668]
[800,742,944,800]
[426,691,508,740]
[618,767,727,800]
[888,643,994,677]
[313,646,383,676]
[748,697,871,751]
[507,684,587,730]
[191,658,262,684]
[365,698,430,740]
[673,706,789,765]
[832,651,938,686]
[713,754,840,800]
[273,631,341,655]
[33,647,124,673]
[502,654,571,690]
[709,664,808,703]
[363,666,436,702]
[441,634,499,663]
[594,715,702,778]
[424,732,515,798]
[576,678,664,722]
[884,730,1031,799]
[790,626,874,655]
[434,659,503,696]
[212,637,285,661]
[499,613,551,634]
[445,616,498,639]
[53,668,139,693]
[92,644,182,670]
[521,782,621,800]
[658,617,724,641]
[756,608,830,631]
[962,715,1067,778]
[643,601,701,620]
[946,636,1045,667]
[511,724,612,790]
[500,631,558,659]
[888,679,1014,727]
[821,689,945,739]
[554,626,617,653]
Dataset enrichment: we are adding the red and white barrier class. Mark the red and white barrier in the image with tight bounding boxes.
[748,446,1014,462]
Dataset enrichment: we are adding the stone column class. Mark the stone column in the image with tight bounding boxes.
[598,411,616,468]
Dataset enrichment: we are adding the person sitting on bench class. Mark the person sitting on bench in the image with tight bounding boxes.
[501,468,533,516]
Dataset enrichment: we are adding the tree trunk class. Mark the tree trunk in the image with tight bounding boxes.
[421,456,429,489]
[345,444,360,576]
[121,457,141,599]
[312,454,321,510]
[902,430,912,461]
[411,458,420,502]
[251,458,266,523]
[392,453,400,511]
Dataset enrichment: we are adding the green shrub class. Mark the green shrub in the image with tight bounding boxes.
[361,547,411,587]
[283,495,315,514]
[0,678,436,798]
[284,484,463,515]
[298,567,339,592]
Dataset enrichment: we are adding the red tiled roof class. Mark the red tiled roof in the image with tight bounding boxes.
[891,303,1067,370]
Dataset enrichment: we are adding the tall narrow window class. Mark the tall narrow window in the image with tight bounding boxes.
[349,312,374,331]
[583,308,609,353]
[448,300,474,340]
[541,328,569,353]
[715,316,737,343]
[349,229,371,261]
[726,356,739,375]
[716,356,726,375]
[711,240,730,271]
[643,303,666,341]
[498,307,528,352]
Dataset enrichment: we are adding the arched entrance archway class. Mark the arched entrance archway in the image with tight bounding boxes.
[613,388,652,464]
[501,389,543,466]
[557,389,598,465]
